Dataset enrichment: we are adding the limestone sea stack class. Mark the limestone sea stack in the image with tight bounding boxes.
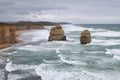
[48,24,66,41]
[80,30,91,44]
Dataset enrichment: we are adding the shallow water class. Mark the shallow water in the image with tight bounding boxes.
[3,24,120,80]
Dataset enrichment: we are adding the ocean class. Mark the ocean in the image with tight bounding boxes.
[0,24,120,80]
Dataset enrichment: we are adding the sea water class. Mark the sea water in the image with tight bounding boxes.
[3,24,120,80]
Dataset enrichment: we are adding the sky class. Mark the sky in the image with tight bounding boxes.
[0,0,120,24]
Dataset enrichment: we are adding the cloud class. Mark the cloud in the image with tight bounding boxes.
[0,0,120,23]
[0,0,66,15]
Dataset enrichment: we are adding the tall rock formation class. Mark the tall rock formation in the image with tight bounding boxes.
[48,24,66,41]
[80,30,91,44]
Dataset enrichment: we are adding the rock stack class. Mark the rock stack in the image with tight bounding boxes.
[48,24,66,41]
[80,30,91,44]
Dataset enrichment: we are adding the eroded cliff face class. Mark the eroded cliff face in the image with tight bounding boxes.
[48,24,66,41]
[0,22,45,49]
[0,23,17,45]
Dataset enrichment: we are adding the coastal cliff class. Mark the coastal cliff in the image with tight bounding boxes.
[0,23,17,49]
[0,22,45,49]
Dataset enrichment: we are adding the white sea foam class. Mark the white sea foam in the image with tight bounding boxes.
[92,39,120,46]
[56,48,60,53]
[35,64,103,80]
[92,31,120,37]
[105,49,120,60]
[20,29,49,42]
[5,60,38,72]
[63,24,86,32]
[62,24,106,32]
[12,51,18,54]
[18,45,42,51]
[5,61,14,72]
[58,54,86,65]
[43,59,62,64]
[105,49,120,55]
[113,55,120,60]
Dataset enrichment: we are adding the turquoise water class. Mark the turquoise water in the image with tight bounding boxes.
[3,24,120,80]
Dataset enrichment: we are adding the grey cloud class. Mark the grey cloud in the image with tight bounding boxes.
[0,0,66,15]
[0,0,120,23]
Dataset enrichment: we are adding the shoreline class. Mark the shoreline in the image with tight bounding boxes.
[0,29,33,80]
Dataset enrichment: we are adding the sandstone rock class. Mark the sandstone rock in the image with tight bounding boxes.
[80,30,91,44]
[0,26,5,44]
[9,25,17,43]
[48,24,66,41]
[0,23,17,44]
[3,26,11,43]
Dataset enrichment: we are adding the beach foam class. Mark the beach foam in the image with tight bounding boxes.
[92,31,120,37]
[58,54,86,65]
[105,49,120,60]
[92,39,120,46]
[20,29,49,42]
[35,63,105,80]
[105,49,120,55]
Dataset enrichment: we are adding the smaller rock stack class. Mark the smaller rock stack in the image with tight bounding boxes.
[48,24,66,41]
[80,30,91,44]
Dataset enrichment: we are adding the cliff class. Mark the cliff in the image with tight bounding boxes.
[0,23,17,49]
[0,21,45,49]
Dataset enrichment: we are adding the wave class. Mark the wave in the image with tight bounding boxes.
[35,63,109,80]
[18,45,42,51]
[20,29,49,42]
[62,24,105,32]
[5,60,38,72]
[105,49,120,60]
[113,55,120,60]
[43,59,62,64]
[56,48,60,53]
[5,62,40,80]
[92,31,120,37]
[105,49,120,55]
[92,39,120,46]
[58,54,86,65]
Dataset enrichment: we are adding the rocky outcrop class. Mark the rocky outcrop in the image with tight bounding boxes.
[0,23,17,49]
[80,30,91,44]
[48,24,66,41]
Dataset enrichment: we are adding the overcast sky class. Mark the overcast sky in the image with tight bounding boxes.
[0,0,120,23]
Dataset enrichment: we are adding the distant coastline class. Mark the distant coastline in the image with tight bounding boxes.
[0,21,70,49]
